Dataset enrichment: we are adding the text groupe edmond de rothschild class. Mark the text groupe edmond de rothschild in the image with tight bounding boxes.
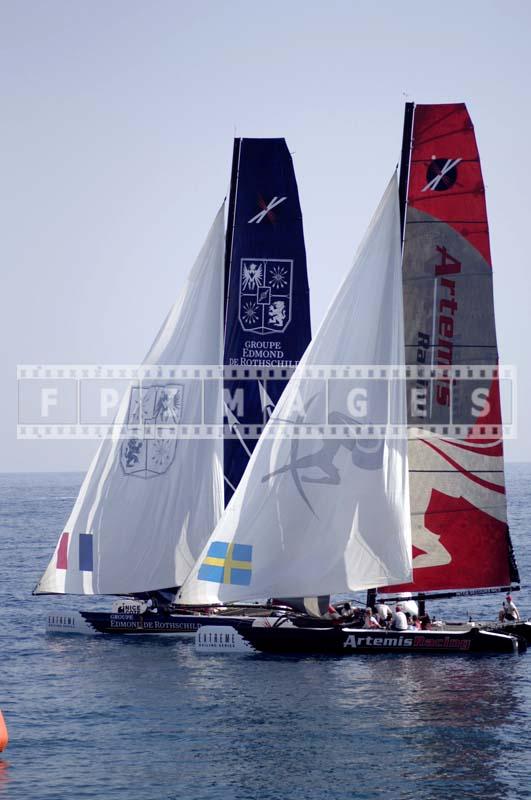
[229,339,290,364]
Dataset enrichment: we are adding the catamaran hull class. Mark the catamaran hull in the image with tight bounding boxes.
[46,610,255,636]
[238,625,525,655]
[488,621,531,644]
[77,610,254,636]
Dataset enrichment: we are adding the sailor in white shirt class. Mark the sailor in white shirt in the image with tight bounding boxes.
[392,605,408,631]
[503,595,520,621]
[376,603,391,625]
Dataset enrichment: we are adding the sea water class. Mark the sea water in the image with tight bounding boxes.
[1,467,531,800]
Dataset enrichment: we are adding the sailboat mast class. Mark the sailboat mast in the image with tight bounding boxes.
[365,102,414,613]
[224,138,241,331]
[398,101,414,243]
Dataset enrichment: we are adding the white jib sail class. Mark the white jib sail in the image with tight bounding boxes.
[36,206,225,595]
[179,176,412,605]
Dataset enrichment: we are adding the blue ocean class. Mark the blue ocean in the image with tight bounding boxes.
[1,467,530,800]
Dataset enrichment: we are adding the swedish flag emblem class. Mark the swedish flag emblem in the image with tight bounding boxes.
[198,541,253,586]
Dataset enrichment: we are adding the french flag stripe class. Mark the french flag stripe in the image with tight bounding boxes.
[56,532,69,570]
[79,534,93,572]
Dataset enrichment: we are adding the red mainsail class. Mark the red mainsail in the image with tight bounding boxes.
[385,103,519,596]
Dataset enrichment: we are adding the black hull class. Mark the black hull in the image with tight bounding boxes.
[487,620,531,644]
[80,610,252,635]
[238,624,525,656]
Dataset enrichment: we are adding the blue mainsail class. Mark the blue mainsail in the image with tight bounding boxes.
[223,138,311,503]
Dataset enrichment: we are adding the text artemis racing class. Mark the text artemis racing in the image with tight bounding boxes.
[433,245,460,406]
[415,245,461,410]
[344,634,471,650]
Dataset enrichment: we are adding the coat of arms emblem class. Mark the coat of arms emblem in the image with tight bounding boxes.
[121,383,183,478]
[239,258,293,334]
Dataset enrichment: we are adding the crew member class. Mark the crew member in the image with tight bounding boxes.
[502,595,520,621]
[363,608,381,629]
[419,613,431,630]
[341,602,355,620]
[392,605,408,631]
[326,603,341,621]
[375,602,391,625]
[146,597,158,614]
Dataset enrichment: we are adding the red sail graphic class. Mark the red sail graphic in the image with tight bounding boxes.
[388,490,511,592]
[385,103,519,596]
[407,104,492,265]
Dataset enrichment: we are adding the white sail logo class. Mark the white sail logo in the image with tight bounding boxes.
[262,407,384,517]
[239,258,293,334]
[121,383,184,478]
[248,196,287,224]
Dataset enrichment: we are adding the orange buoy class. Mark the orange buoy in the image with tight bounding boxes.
[0,710,8,752]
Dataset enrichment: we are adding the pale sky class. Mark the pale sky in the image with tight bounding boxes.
[2,0,530,471]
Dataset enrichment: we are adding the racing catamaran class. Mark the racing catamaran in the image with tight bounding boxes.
[37,138,312,635]
[375,102,529,644]
[179,106,527,656]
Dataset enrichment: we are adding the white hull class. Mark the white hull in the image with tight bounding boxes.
[195,625,254,653]
[46,612,97,635]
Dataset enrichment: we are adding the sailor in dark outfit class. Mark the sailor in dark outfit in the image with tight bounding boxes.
[341,602,355,620]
